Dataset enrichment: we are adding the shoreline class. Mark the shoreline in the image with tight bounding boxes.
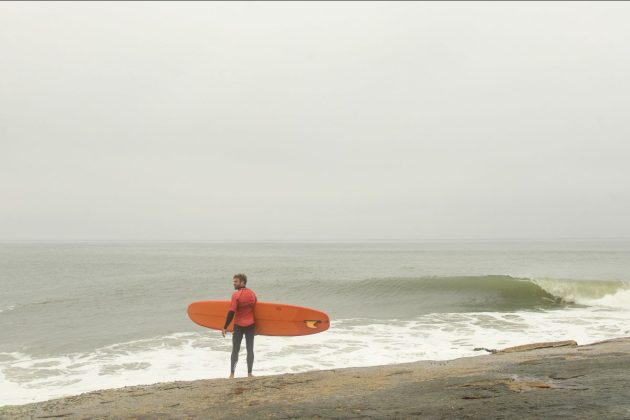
[2,337,629,419]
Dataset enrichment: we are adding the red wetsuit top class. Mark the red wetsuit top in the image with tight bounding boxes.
[229,287,257,327]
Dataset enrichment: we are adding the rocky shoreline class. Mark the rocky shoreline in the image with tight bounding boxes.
[2,337,629,419]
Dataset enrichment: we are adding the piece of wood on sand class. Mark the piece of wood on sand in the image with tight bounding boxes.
[475,340,578,354]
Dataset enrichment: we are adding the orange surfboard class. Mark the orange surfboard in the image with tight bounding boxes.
[187,301,330,336]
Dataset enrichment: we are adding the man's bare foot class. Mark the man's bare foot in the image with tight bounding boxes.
[248,373,254,378]
[229,373,234,379]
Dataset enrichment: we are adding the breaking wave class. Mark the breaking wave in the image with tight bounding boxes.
[290,276,630,315]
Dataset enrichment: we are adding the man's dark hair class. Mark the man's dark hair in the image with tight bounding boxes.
[233,273,247,285]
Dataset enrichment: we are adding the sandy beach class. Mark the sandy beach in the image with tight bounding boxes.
[2,337,629,419]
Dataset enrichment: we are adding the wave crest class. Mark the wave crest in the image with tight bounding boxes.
[533,278,630,310]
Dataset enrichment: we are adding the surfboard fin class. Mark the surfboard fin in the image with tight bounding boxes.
[304,320,321,329]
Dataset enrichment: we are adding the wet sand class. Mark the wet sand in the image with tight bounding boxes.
[2,337,629,419]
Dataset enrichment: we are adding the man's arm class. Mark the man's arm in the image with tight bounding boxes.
[223,311,235,330]
[222,292,239,337]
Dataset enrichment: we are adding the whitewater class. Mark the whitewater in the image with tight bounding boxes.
[1,241,629,406]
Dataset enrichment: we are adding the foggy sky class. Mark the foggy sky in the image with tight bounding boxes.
[1,2,629,241]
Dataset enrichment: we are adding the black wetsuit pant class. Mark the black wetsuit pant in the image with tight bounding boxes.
[231,324,255,374]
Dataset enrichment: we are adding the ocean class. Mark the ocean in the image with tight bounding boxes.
[1,241,629,406]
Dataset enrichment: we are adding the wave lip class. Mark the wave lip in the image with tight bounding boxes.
[533,278,630,310]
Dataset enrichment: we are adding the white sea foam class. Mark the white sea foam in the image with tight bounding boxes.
[0,305,16,314]
[577,288,630,310]
[533,278,630,310]
[2,306,629,407]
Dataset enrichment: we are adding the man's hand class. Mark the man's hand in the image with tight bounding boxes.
[222,328,227,338]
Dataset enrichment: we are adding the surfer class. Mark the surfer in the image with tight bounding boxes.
[222,273,257,378]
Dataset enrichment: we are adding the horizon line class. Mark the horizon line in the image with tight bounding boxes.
[1,237,630,244]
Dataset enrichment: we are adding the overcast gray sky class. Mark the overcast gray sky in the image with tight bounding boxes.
[1,2,629,241]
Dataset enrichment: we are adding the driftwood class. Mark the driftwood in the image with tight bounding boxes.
[474,340,578,354]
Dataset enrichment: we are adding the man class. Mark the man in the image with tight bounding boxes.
[222,273,257,378]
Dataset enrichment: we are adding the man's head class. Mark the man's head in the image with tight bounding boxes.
[232,273,247,290]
